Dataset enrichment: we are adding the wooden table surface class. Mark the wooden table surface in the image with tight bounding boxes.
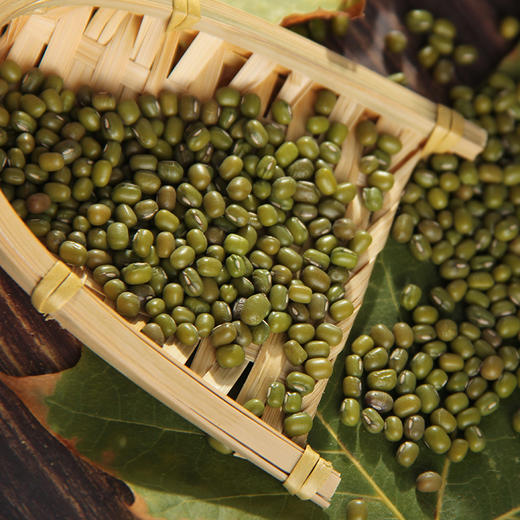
[1,1,519,519]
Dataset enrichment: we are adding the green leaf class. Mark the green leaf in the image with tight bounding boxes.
[498,42,520,80]
[219,0,345,25]
[35,238,519,519]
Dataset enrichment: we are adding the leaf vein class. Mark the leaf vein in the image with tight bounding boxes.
[46,399,204,436]
[435,458,450,520]
[120,430,167,470]
[493,505,520,520]
[169,491,302,509]
[381,261,400,313]
[334,492,382,500]
[316,411,405,520]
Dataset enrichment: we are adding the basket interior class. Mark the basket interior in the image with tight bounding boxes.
[0,5,425,439]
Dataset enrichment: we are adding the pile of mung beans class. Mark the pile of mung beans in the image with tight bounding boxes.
[385,11,520,89]
[339,66,520,504]
[258,117,401,437]
[287,0,362,43]
[405,9,479,84]
[0,59,405,439]
[383,8,497,87]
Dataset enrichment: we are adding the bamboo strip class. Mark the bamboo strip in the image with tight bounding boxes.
[162,337,198,365]
[236,334,286,405]
[90,13,139,93]
[39,6,92,76]
[330,98,366,183]
[67,38,102,87]
[216,47,246,86]
[97,9,129,44]
[122,60,151,95]
[189,338,218,376]
[5,15,53,68]
[274,70,312,106]
[142,28,180,95]
[276,77,315,141]
[244,343,260,361]
[164,32,225,98]
[228,53,277,90]
[131,16,167,64]
[76,31,105,67]
[229,53,280,114]
[0,16,25,62]
[83,8,118,40]
[202,363,249,395]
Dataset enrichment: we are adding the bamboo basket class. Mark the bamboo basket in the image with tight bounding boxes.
[0,0,486,507]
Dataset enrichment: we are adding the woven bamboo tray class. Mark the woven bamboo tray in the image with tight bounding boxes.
[0,0,486,507]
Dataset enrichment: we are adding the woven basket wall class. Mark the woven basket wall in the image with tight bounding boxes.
[0,0,486,507]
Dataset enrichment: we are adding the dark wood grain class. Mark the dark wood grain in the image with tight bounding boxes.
[0,378,135,520]
[0,273,81,377]
[0,2,518,519]
[336,0,520,102]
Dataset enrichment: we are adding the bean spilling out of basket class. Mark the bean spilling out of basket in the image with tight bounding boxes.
[339,66,520,487]
[383,9,489,86]
[405,10,479,84]
[0,59,404,438]
[389,11,519,87]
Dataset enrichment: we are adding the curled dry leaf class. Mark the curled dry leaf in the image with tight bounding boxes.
[219,0,365,26]
[281,1,366,27]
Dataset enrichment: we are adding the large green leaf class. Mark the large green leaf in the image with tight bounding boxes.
[312,240,520,520]
[29,238,518,519]
[43,347,322,520]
